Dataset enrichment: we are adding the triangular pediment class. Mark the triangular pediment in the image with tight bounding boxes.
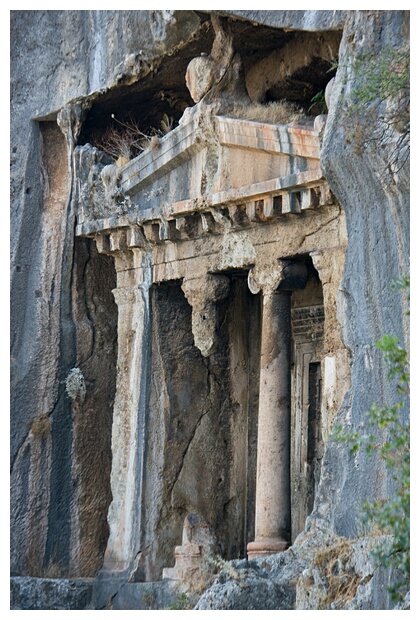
[75,108,329,239]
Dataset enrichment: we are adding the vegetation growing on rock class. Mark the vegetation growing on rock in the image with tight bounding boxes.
[333,278,410,601]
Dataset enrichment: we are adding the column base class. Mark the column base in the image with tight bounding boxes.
[247,538,289,560]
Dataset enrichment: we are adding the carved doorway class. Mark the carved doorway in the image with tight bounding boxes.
[290,261,325,542]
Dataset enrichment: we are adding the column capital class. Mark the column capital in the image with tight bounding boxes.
[248,260,286,298]
[112,286,137,307]
[248,260,307,299]
[182,274,230,357]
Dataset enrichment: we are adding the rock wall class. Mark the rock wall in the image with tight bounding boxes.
[314,9,410,539]
[10,9,204,579]
[137,277,261,581]
[195,10,410,610]
[10,10,409,609]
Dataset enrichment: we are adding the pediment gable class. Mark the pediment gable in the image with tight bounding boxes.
[75,108,331,242]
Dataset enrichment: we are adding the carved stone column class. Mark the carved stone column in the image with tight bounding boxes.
[96,230,152,578]
[247,261,307,559]
[181,274,230,357]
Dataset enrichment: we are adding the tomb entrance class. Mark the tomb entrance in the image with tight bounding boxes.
[74,26,347,580]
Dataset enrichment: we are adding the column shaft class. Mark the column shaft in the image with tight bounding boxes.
[248,289,291,558]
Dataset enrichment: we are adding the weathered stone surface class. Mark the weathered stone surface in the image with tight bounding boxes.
[196,527,401,610]
[163,514,219,593]
[315,9,409,540]
[196,573,296,610]
[136,278,261,581]
[11,9,409,611]
[92,578,178,610]
[70,89,346,588]
[10,9,201,580]
[98,247,152,580]
[195,551,305,610]
[244,32,341,104]
[68,238,117,576]
[186,56,217,103]
[215,10,346,31]
[195,12,410,607]
[324,77,335,111]
[181,274,230,356]
[10,577,93,610]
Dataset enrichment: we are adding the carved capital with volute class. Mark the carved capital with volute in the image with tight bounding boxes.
[248,260,307,300]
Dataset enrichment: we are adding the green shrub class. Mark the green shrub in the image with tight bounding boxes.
[345,45,409,173]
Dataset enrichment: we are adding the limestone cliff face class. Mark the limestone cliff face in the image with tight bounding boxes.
[10,9,204,579]
[10,10,409,609]
[315,9,410,539]
[196,10,410,610]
